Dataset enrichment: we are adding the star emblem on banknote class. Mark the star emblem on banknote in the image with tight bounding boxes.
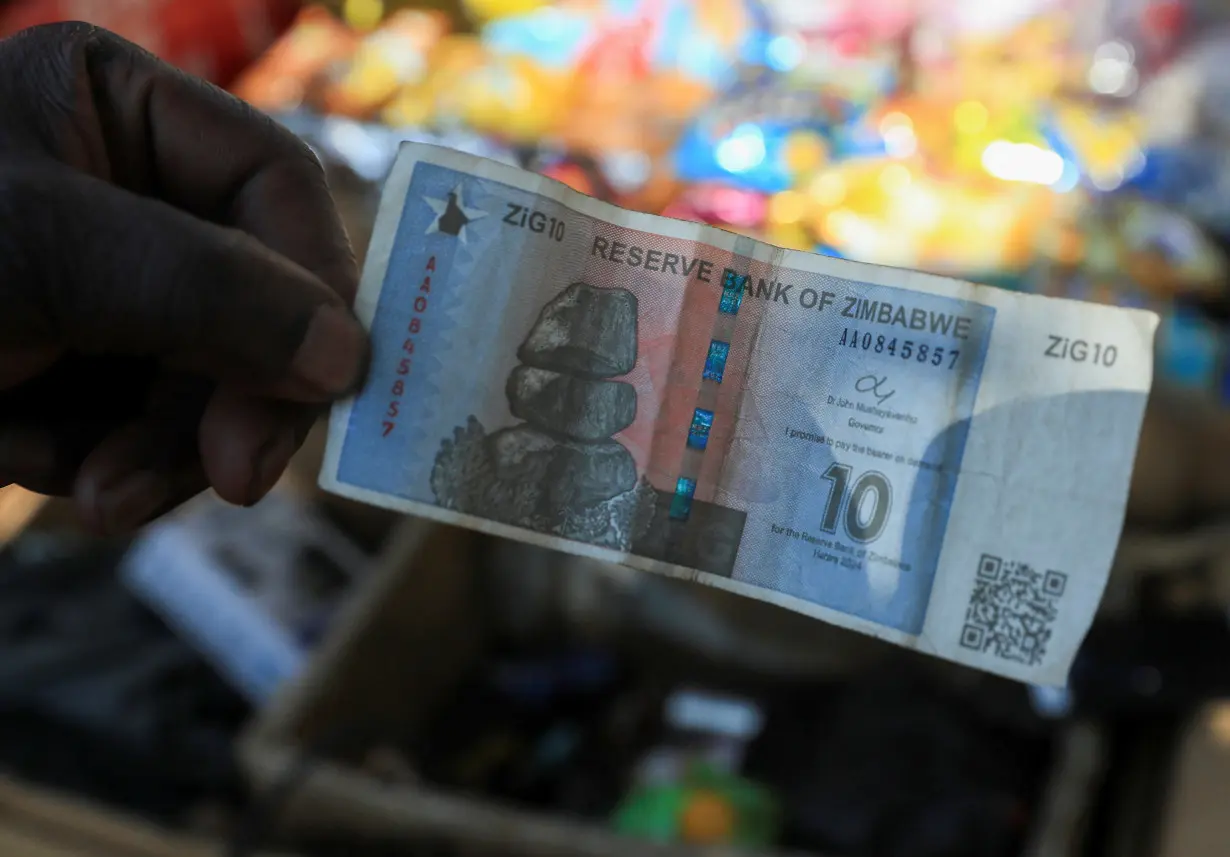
[424,183,486,243]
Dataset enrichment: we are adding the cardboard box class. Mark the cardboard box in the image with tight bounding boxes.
[1156,705,1230,857]
[241,517,1105,857]
[0,774,287,857]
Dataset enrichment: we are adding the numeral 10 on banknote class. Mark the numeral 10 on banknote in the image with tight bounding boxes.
[817,464,892,543]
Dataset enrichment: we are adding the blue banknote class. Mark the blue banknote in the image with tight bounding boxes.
[322,144,1158,684]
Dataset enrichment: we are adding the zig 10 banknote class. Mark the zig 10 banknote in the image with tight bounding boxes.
[321,143,1158,685]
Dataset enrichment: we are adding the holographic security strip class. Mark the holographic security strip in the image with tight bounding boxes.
[669,235,757,520]
[687,408,715,450]
[702,340,731,383]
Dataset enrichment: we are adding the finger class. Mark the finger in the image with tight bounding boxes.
[199,388,314,507]
[0,427,64,493]
[73,372,213,533]
[75,421,209,534]
[0,354,160,493]
[0,416,147,497]
[0,166,368,399]
[0,345,62,391]
[0,23,357,301]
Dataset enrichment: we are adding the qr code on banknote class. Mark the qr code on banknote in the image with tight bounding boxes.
[959,554,1067,666]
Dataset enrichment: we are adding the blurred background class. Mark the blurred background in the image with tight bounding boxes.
[1,0,1230,855]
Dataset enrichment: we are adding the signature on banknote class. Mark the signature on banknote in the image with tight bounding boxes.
[855,374,896,405]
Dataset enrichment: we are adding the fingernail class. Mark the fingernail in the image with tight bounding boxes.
[291,305,367,397]
[97,471,168,533]
[0,429,56,475]
[247,428,297,506]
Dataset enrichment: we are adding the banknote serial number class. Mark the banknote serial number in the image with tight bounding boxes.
[503,204,565,242]
[839,328,960,370]
[383,255,436,437]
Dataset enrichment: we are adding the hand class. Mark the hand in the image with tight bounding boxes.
[0,23,369,532]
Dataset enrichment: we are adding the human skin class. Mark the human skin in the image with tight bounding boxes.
[0,23,370,533]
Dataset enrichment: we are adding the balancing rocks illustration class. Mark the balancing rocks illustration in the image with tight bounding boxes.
[432,282,656,549]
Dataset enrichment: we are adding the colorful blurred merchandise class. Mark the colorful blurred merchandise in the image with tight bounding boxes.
[861,95,1056,182]
[380,33,487,127]
[760,0,917,49]
[757,0,913,103]
[1107,0,1191,76]
[231,5,359,112]
[524,147,685,211]
[324,0,470,29]
[234,3,457,119]
[223,0,1230,402]
[1127,30,1230,235]
[1044,100,1146,192]
[673,75,848,193]
[775,158,1059,273]
[451,53,575,143]
[606,152,685,214]
[1034,197,1229,302]
[0,0,300,84]
[1022,193,1230,397]
[1139,27,1230,143]
[471,0,773,154]
[1125,143,1230,237]
[320,8,451,117]
[481,0,770,91]
[670,8,1091,197]
[522,148,613,199]
[1156,303,1225,391]
[613,765,779,847]
[1105,199,1227,297]
[560,69,716,157]
[460,0,551,23]
[931,13,1080,107]
[612,687,779,848]
[661,183,769,233]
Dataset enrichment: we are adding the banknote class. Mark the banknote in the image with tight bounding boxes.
[320,143,1158,685]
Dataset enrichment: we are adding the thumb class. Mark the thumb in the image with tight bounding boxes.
[0,163,368,400]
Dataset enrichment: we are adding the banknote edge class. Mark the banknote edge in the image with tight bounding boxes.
[320,138,423,503]
[317,142,1140,688]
